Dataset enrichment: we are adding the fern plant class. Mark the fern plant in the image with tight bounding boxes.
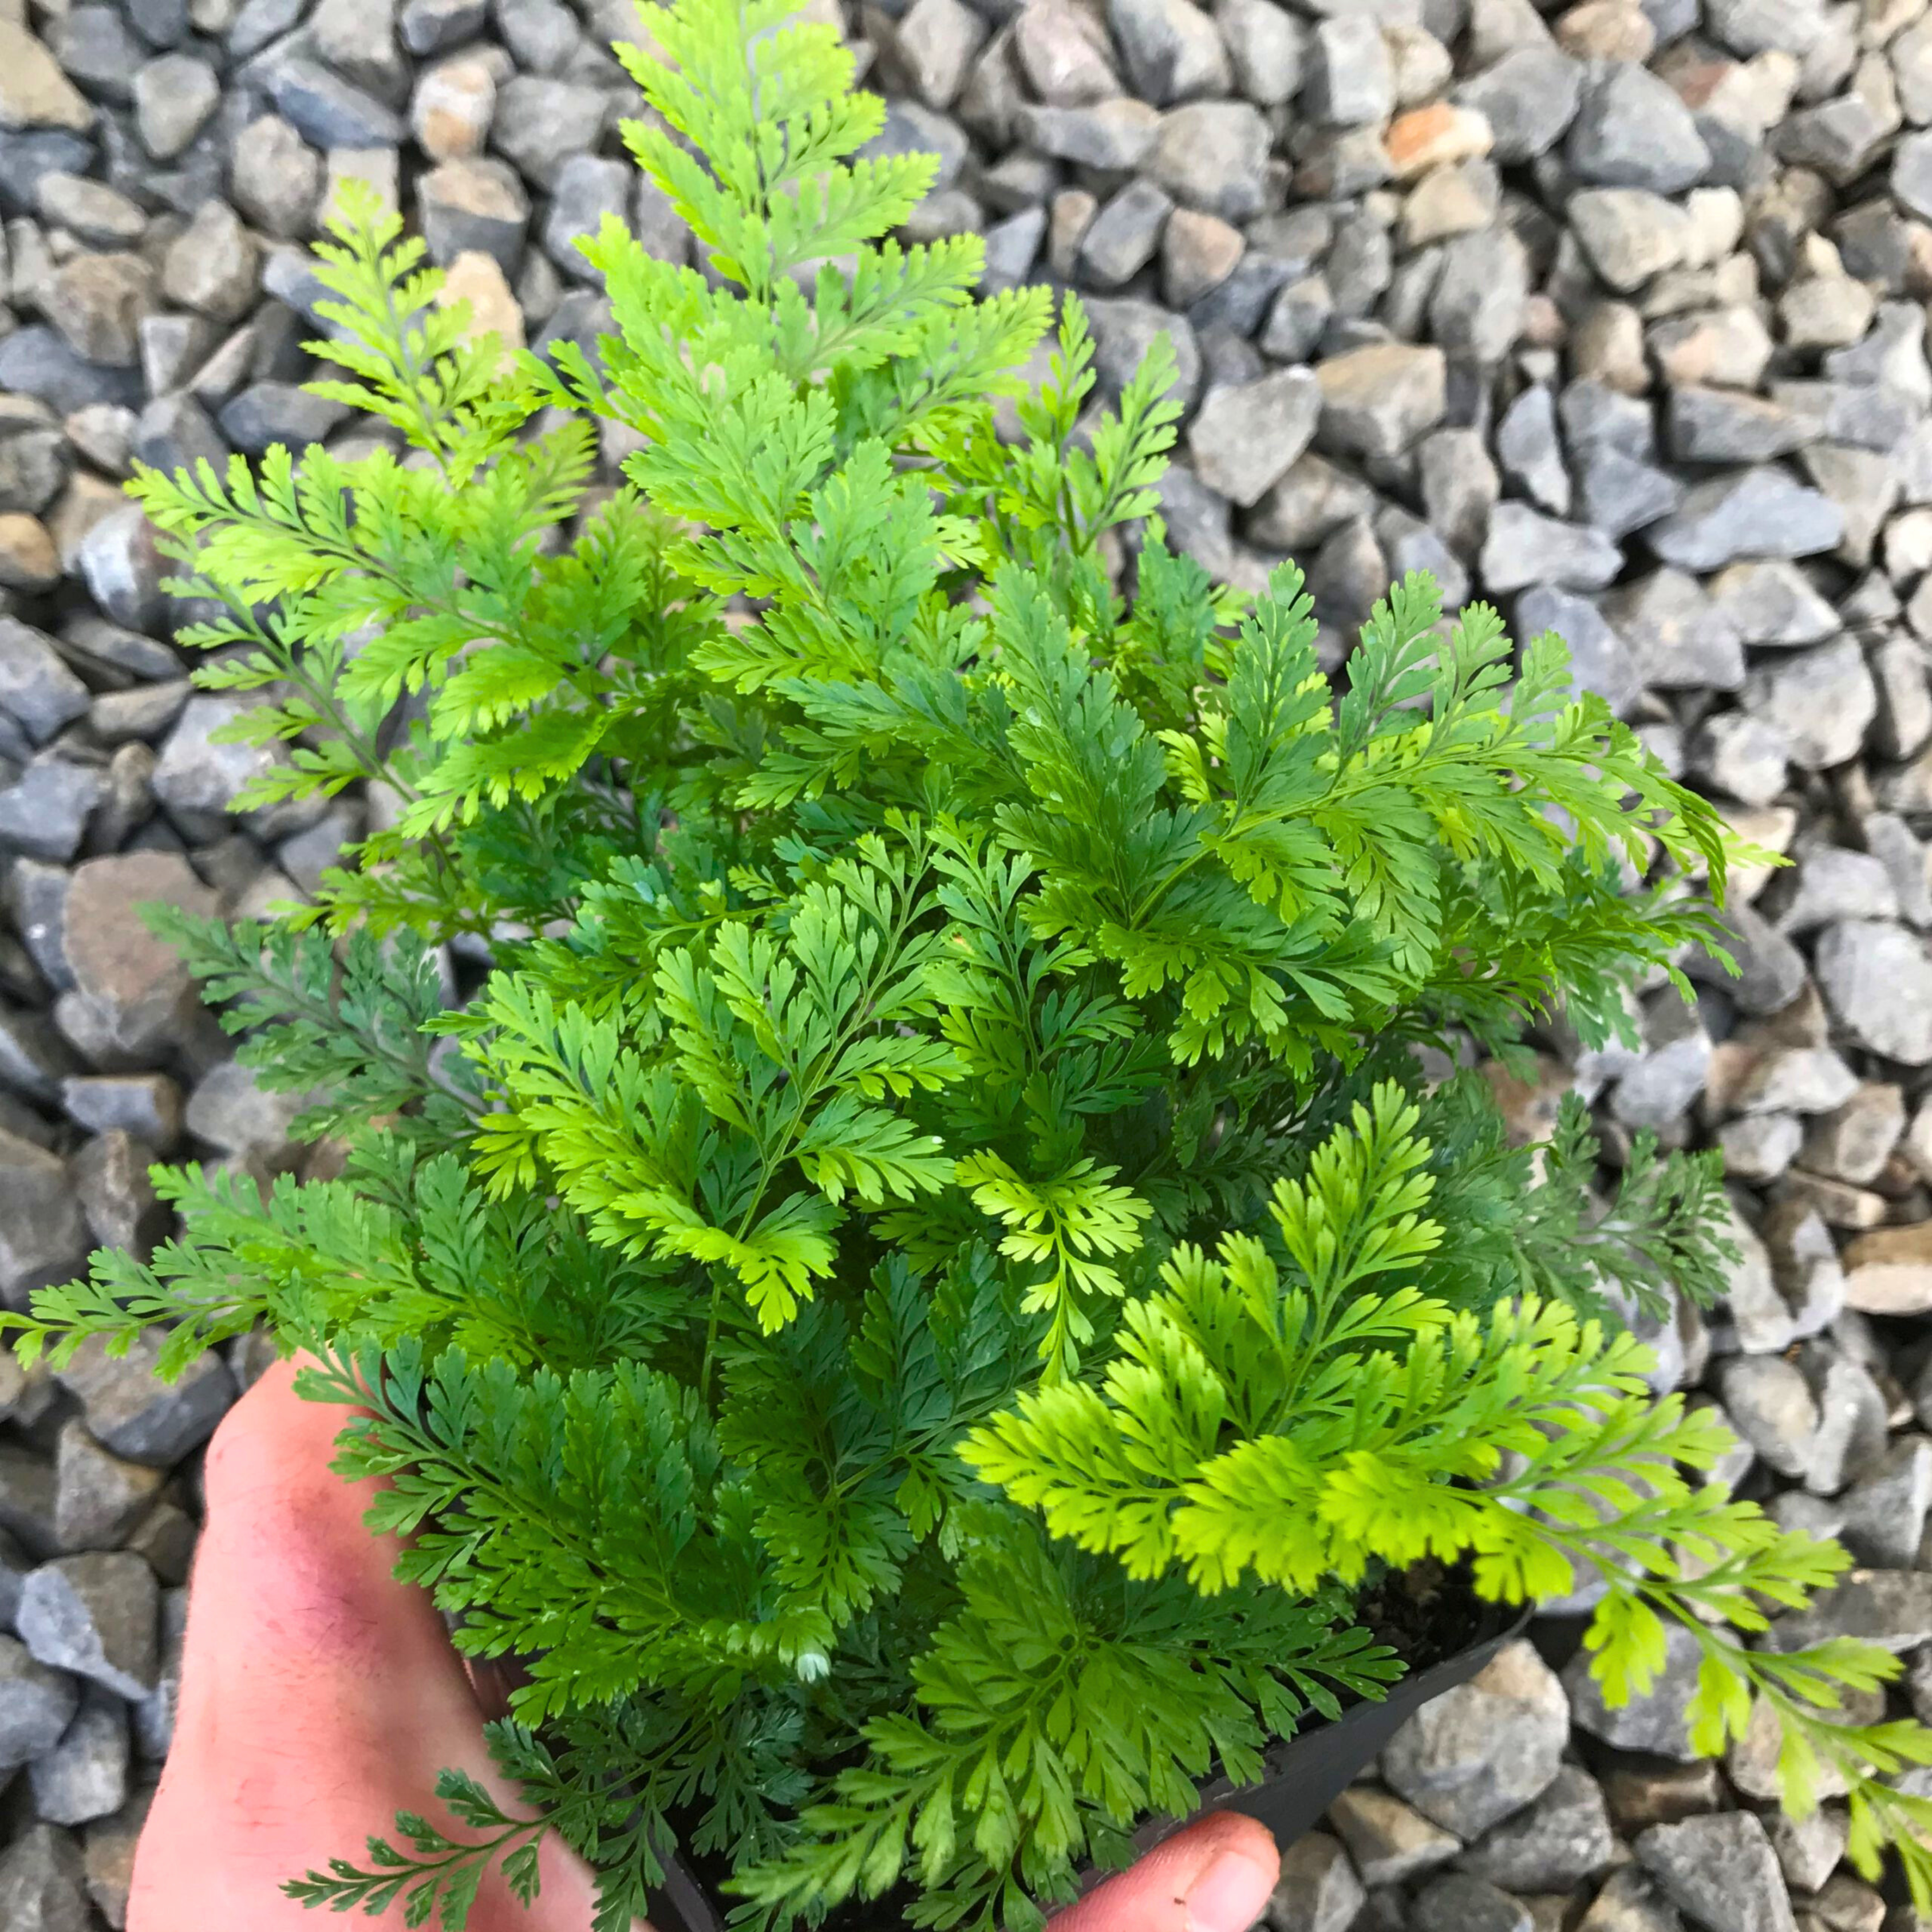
[13,0,1932,1925]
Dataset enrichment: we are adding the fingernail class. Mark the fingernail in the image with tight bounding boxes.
[1182,1848,1277,1932]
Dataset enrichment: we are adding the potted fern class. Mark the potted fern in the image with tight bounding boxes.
[14,0,1932,1925]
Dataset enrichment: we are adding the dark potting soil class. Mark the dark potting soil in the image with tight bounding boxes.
[1352,1554,1516,1684]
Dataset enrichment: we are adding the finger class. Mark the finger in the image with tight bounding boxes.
[1046,1813,1279,1932]
[129,1359,604,1932]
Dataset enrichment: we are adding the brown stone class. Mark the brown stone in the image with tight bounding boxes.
[59,851,216,1064]
[1775,1171,1888,1231]
[1599,1759,1724,1836]
[1384,102,1494,180]
[1843,1223,1932,1314]
[1554,0,1655,60]
[412,54,494,162]
[0,19,94,132]
[0,513,59,591]
[48,254,153,369]
[1160,207,1243,308]
[1480,1053,1572,1145]
[435,250,524,357]
[85,1784,153,1929]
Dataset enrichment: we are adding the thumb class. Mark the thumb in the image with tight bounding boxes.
[1046,1812,1279,1932]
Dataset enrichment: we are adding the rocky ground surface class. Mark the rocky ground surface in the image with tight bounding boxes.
[3,0,1932,1928]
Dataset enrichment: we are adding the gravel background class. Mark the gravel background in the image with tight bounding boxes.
[2,0,1932,1928]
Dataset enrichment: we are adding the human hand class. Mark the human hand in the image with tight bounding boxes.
[129,1361,1281,1932]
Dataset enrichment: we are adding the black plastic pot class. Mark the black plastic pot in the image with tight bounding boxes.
[643,1607,1532,1932]
[1121,1605,1533,1867]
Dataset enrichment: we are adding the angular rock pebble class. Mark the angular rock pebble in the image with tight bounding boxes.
[1457,1763,1615,1895]
[0,1825,93,1932]
[0,1634,79,1770]
[52,1421,164,1554]
[1566,1620,1703,1760]
[1634,1813,1797,1932]
[1265,1830,1363,1932]
[30,1687,129,1826]
[1381,1641,1569,1839]
[1412,1872,1532,1932]
[16,1554,158,1702]
[1188,368,1318,508]
[1315,342,1445,461]
[1326,1785,1459,1888]
[1769,1569,1932,1654]
[1816,922,1932,1066]
[0,1130,88,1309]
[1648,468,1846,571]
[53,1333,234,1469]
[54,851,216,1064]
